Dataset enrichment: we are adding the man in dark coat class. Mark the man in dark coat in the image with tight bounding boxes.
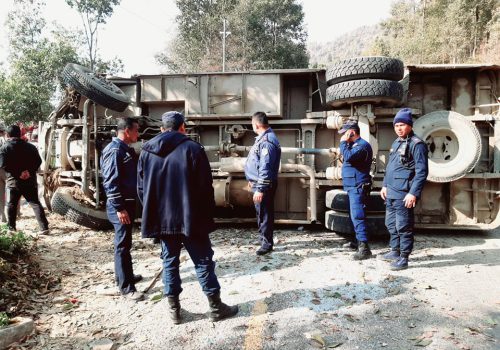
[101,117,143,301]
[0,125,49,234]
[138,111,238,324]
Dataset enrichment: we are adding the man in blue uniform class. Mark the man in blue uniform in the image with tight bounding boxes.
[338,120,374,260]
[138,111,238,324]
[101,117,143,301]
[381,108,428,270]
[244,112,281,256]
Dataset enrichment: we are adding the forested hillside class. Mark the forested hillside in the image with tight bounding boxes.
[371,0,499,64]
[307,25,381,68]
[310,0,499,67]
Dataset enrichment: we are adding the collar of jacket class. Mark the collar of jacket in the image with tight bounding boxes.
[112,137,129,148]
[397,130,415,142]
[255,127,272,142]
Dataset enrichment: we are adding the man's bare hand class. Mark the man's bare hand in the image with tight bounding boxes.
[19,170,30,180]
[253,191,264,204]
[403,193,417,208]
[117,210,131,224]
[380,186,387,200]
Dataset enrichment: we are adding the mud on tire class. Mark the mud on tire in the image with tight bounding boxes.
[326,56,404,86]
[51,187,112,231]
[326,79,403,107]
[62,63,129,112]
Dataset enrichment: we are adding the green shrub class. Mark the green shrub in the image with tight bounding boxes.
[0,225,31,256]
[0,312,9,328]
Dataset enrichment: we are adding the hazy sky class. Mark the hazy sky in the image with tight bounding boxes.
[0,0,393,76]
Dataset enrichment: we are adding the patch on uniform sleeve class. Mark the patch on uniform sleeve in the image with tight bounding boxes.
[261,148,269,156]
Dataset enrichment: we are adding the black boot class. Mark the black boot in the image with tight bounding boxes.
[167,295,182,325]
[353,241,372,260]
[207,292,239,322]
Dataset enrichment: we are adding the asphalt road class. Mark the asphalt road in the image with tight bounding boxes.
[11,208,500,350]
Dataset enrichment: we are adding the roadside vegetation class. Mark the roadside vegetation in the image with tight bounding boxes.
[0,225,57,320]
[0,311,9,328]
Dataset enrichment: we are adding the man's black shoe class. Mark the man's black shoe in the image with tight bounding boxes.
[207,292,239,322]
[352,242,372,260]
[342,241,358,251]
[133,274,143,283]
[116,274,143,286]
[256,247,273,256]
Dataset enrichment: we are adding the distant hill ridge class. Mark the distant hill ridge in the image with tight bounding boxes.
[307,24,381,68]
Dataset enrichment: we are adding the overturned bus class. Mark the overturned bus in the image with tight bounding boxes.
[37,58,500,235]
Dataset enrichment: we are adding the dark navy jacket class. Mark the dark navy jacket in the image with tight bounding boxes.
[137,131,215,238]
[383,131,429,199]
[100,137,138,212]
[340,137,373,189]
[244,128,281,192]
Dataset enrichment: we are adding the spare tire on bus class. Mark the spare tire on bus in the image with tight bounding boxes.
[324,210,387,237]
[413,110,482,183]
[51,187,112,231]
[61,63,130,112]
[326,79,403,107]
[326,56,404,85]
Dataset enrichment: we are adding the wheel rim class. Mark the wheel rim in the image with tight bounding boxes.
[424,128,459,164]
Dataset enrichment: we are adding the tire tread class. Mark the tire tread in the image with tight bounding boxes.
[326,57,404,85]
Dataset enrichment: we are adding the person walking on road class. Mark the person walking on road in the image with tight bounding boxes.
[380,108,428,270]
[338,120,374,260]
[0,125,49,234]
[101,117,143,301]
[138,111,238,324]
[244,112,281,256]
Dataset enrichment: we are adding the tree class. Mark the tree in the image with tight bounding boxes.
[370,0,498,64]
[6,0,46,61]
[232,0,308,70]
[65,0,120,70]
[156,0,238,72]
[0,0,79,124]
[157,0,308,72]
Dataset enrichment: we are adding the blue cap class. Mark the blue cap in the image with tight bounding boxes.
[161,111,185,130]
[338,120,360,134]
[394,108,413,126]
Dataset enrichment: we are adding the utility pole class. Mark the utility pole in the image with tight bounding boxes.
[220,19,231,72]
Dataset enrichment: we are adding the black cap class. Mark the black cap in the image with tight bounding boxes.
[338,120,360,134]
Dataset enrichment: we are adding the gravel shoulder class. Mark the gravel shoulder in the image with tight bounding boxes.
[9,206,500,350]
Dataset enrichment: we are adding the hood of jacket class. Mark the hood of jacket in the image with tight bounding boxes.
[6,138,25,147]
[142,131,189,157]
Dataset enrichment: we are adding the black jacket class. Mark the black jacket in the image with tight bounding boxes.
[0,138,42,187]
[137,131,215,238]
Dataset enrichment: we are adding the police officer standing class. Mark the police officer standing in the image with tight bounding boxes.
[380,108,428,270]
[101,117,143,301]
[244,112,281,256]
[338,120,374,260]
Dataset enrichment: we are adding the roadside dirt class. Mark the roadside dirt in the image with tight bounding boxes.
[6,204,500,350]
